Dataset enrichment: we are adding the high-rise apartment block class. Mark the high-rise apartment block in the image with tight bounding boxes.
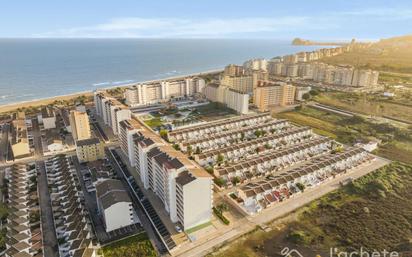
[118,118,213,231]
[204,83,249,114]
[253,81,296,112]
[124,77,205,107]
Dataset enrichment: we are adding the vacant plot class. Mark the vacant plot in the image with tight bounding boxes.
[101,233,157,257]
[275,106,412,164]
[314,91,412,122]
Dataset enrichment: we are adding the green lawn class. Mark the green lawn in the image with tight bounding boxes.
[102,233,157,257]
[144,117,164,128]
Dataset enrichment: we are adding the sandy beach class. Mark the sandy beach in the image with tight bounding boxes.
[0,69,222,114]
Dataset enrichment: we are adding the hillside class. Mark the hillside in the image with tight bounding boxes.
[321,34,412,75]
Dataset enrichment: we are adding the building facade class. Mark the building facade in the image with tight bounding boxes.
[76,137,105,163]
[96,179,135,232]
[253,81,296,111]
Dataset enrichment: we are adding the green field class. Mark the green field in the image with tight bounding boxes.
[313,91,412,123]
[275,106,412,164]
[211,162,412,257]
[101,233,157,257]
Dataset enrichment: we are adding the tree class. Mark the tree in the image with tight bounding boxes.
[302,93,311,100]
[216,203,229,213]
[195,146,201,154]
[231,176,240,186]
[296,182,305,192]
[309,89,319,96]
[187,145,193,155]
[217,154,224,163]
[159,130,168,141]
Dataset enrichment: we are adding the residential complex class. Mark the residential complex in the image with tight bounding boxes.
[45,155,96,257]
[237,147,373,213]
[116,117,213,231]
[253,81,296,112]
[124,77,205,107]
[268,60,379,89]
[96,179,136,232]
[220,67,268,94]
[4,164,42,257]
[204,83,249,114]
[69,110,91,141]
[168,112,377,216]
[94,92,132,135]
[76,137,105,163]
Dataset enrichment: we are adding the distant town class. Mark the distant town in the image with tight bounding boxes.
[1,39,409,257]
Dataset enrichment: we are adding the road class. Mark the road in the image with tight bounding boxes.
[0,123,10,163]
[31,118,43,158]
[36,160,59,257]
[307,101,410,128]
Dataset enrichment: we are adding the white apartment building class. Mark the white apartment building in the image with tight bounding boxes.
[96,179,136,232]
[243,58,268,71]
[94,92,132,135]
[124,78,205,107]
[119,118,143,167]
[204,83,249,114]
[224,87,249,114]
[118,118,213,231]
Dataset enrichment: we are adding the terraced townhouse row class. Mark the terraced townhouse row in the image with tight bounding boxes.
[214,137,332,187]
[45,155,95,257]
[4,164,42,257]
[236,147,374,213]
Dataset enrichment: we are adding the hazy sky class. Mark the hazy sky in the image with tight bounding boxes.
[1,0,411,40]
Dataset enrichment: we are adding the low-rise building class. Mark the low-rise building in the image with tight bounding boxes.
[295,86,311,101]
[96,179,136,232]
[39,107,56,129]
[10,118,31,159]
[69,110,91,141]
[76,137,104,163]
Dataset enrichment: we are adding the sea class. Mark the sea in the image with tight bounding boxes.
[0,39,322,106]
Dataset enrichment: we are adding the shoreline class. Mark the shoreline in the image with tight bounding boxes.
[0,68,222,113]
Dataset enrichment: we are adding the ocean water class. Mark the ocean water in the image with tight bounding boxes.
[0,39,321,105]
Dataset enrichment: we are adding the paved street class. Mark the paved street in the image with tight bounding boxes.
[0,123,10,163]
[37,160,59,257]
[31,118,43,158]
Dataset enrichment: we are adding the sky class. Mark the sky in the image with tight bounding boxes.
[1,0,411,40]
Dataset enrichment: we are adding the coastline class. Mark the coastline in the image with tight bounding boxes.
[0,68,222,113]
